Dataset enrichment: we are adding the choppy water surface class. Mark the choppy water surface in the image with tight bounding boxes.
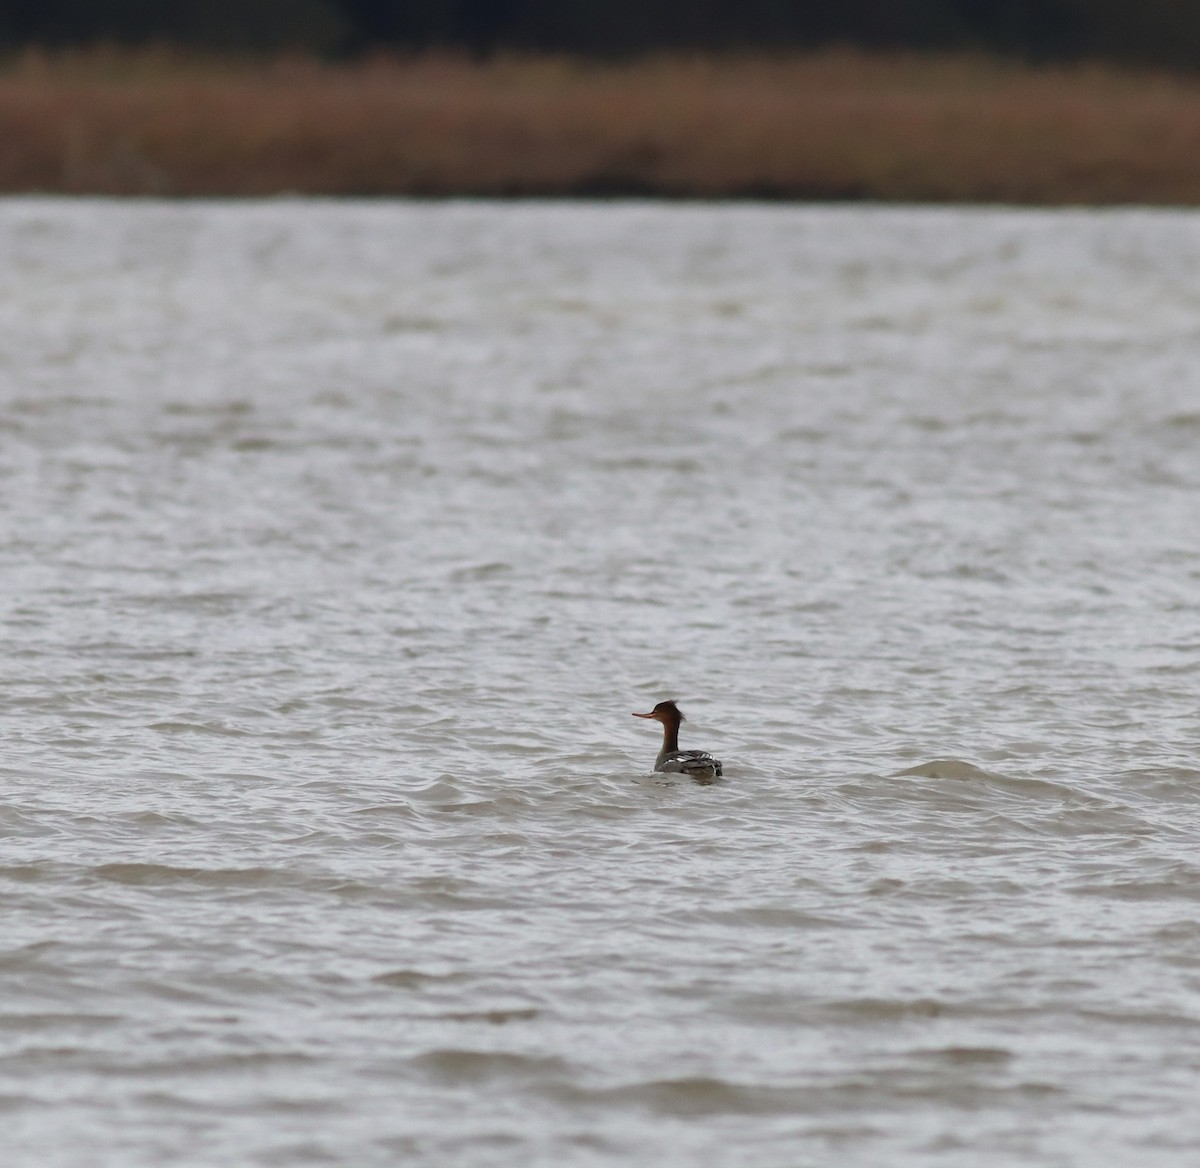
[1,199,1199,1166]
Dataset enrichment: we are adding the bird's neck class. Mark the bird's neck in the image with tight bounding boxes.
[660,718,680,755]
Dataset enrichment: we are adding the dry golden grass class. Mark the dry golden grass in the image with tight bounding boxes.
[4,48,1200,201]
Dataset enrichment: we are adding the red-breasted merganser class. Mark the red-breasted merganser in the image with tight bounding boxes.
[632,700,723,780]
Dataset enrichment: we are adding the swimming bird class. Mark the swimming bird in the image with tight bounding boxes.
[632,700,723,781]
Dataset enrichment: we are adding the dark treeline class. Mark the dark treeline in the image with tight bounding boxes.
[4,0,1200,71]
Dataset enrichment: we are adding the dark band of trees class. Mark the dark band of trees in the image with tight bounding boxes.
[3,1,1200,71]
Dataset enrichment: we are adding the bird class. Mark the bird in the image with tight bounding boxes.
[632,700,723,781]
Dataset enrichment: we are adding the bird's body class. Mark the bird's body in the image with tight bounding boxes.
[632,700,723,781]
[656,748,724,780]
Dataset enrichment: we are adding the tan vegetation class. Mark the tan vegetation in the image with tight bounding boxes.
[4,48,1200,201]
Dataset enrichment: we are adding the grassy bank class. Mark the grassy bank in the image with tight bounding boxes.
[4,48,1200,201]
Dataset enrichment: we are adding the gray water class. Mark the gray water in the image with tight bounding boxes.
[2,199,1199,1167]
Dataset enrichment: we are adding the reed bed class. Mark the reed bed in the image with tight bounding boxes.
[4,48,1200,201]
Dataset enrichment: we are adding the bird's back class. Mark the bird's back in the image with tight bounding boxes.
[657,749,723,779]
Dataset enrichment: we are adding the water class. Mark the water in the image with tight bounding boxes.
[1,198,1199,1166]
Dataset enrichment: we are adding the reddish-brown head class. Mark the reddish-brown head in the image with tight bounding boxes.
[632,700,685,724]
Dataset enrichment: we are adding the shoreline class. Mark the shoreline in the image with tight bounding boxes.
[4,49,1200,203]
